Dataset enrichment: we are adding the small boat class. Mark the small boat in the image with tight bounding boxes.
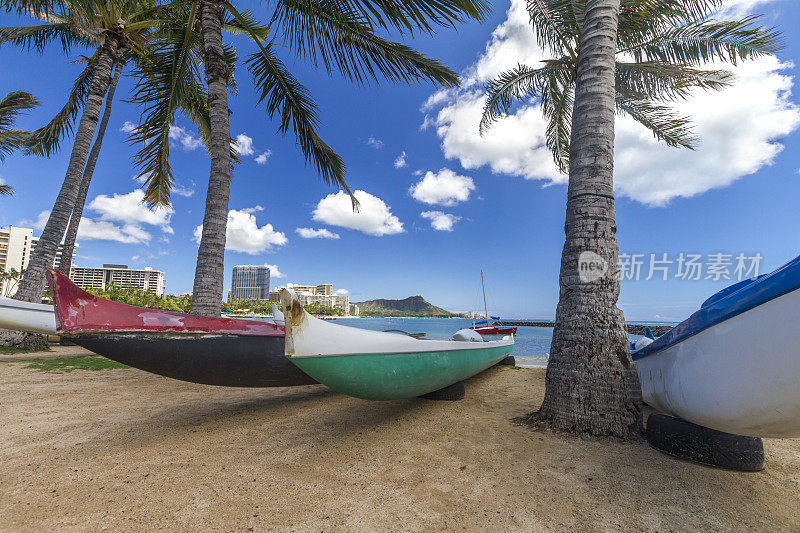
[469,270,517,339]
[634,254,800,438]
[0,296,57,335]
[281,289,514,400]
[46,269,315,387]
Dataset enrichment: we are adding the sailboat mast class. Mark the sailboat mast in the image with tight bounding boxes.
[481,270,489,324]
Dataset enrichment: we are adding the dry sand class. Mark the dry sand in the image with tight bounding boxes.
[1,362,798,531]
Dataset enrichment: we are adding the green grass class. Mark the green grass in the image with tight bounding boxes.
[23,356,129,373]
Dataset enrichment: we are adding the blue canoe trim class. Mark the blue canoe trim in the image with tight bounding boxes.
[633,254,800,360]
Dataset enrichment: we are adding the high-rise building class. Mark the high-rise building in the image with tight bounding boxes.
[268,283,350,314]
[0,226,71,297]
[69,264,166,296]
[230,265,271,301]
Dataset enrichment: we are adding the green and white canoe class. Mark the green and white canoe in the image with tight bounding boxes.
[281,290,515,400]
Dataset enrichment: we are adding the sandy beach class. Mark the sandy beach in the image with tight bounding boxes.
[1,361,798,531]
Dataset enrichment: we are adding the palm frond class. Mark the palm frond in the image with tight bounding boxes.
[246,42,353,200]
[526,0,579,57]
[270,0,459,86]
[480,61,570,134]
[128,1,208,207]
[621,16,783,66]
[0,91,38,162]
[0,184,14,196]
[345,0,490,34]
[0,22,88,53]
[25,54,95,156]
[615,61,732,101]
[540,70,573,173]
[616,96,698,149]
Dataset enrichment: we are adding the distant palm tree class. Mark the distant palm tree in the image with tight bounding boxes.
[0,91,38,196]
[133,0,491,316]
[1,0,208,300]
[481,0,781,438]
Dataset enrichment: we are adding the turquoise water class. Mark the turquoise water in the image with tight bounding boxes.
[333,317,552,365]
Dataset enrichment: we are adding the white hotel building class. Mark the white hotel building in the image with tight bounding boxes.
[1,226,165,297]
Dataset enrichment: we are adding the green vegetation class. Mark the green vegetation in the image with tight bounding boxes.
[23,356,128,373]
[225,297,344,316]
[304,302,344,316]
[0,268,24,297]
[85,284,193,313]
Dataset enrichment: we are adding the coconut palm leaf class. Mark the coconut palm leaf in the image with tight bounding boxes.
[269,0,459,86]
[615,61,732,102]
[616,96,697,148]
[24,54,95,156]
[0,90,38,163]
[621,16,782,66]
[246,41,349,197]
[346,0,490,34]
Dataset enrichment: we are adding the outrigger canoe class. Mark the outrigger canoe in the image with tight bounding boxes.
[0,296,57,335]
[46,269,316,387]
[634,254,800,438]
[281,289,514,400]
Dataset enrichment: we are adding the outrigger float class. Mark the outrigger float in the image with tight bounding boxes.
[0,296,57,335]
[281,289,515,400]
[634,254,800,438]
[46,269,316,387]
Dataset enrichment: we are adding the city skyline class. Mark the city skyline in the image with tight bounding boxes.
[1,0,799,320]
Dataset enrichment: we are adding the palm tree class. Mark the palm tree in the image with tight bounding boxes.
[0,90,38,195]
[481,0,781,172]
[481,0,781,438]
[133,0,491,316]
[1,0,207,301]
[57,61,124,273]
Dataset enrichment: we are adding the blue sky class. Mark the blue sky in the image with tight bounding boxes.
[1,0,799,320]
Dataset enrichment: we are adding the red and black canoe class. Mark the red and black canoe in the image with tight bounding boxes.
[46,269,316,387]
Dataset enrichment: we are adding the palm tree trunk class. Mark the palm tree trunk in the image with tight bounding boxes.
[59,61,124,274]
[191,0,231,317]
[533,0,642,438]
[14,37,121,303]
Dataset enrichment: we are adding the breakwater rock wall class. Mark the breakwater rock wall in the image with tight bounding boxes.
[494,321,673,337]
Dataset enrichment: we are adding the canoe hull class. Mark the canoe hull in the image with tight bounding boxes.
[70,333,316,387]
[290,343,513,400]
[0,297,57,335]
[636,288,800,438]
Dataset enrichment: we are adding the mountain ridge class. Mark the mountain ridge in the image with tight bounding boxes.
[353,296,454,317]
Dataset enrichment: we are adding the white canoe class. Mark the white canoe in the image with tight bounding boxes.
[634,255,800,438]
[0,296,57,335]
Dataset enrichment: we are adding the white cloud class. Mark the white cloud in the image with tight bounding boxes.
[366,137,384,149]
[89,189,173,234]
[394,151,407,169]
[255,150,272,164]
[335,288,349,295]
[422,0,800,206]
[296,227,341,239]
[194,208,287,254]
[172,182,195,197]
[33,210,152,244]
[421,211,461,232]
[234,133,255,156]
[265,263,286,278]
[169,125,203,151]
[312,190,404,236]
[120,121,137,133]
[409,168,476,206]
[240,205,264,214]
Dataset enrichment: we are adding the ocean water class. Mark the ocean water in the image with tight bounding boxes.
[333,317,552,365]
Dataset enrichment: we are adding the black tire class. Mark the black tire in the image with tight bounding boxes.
[646,414,765,472]
[419,381,465,401]
[498,356,515,366]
